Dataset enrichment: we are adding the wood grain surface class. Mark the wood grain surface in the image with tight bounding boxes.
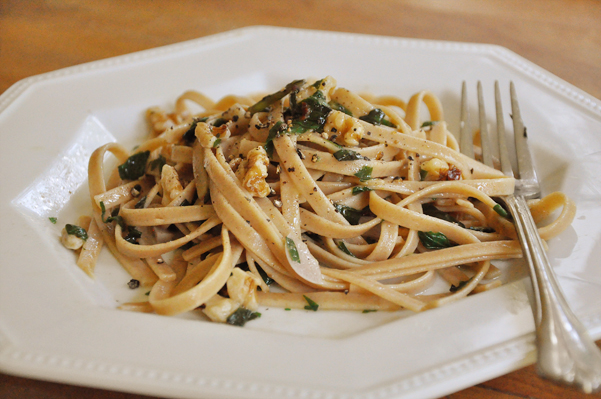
[1,1,600,398]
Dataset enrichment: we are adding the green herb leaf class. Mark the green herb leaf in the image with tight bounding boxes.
[354,165,373,181]
[362,309,377,313]
[493,204,508,218]
[248,79,306,115]
[212,137,221,147]
[418,231,456,250]
[99,201,126,229]
[256,265,274,286]
[226,307,261,326]
[118,151,150,180]
[359,108,396,128]
[420,121,439,128]
[422,203,465,228]
[135,196,147,209]
[124,226,142,244]
[468,226,495,233]
[264,121,286,158]
[183,117,209,143]
[333,203,362,225]
[328,100,353,116]
[351,186,372,195]
[285,236,301,263]
[450,278,472,292]
[149,154,166,172]
[303,295,319,311]
[213,118,227,127]
[49,217,57,224]
[419,168,428,181]
[333,149,367,161]
[336,240,356,257]
[289,90,332,133]
[65,224,88,241]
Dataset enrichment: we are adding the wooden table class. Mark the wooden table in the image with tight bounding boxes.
[1,1,600,398]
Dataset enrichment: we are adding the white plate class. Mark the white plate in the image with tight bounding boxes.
[1,26,600,399]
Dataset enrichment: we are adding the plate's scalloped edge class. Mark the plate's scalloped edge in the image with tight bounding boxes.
[1,26,599,118]
[0,332,535,399]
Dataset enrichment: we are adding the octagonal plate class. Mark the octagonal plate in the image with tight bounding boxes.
[1,26,600,399]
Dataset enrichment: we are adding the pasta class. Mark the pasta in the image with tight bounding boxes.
[61,76,576,326]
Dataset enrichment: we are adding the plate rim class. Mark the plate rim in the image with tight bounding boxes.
[1,26,600,399]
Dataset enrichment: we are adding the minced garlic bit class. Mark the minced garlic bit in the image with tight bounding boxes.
[325,110,364,146]
[202,295,239,323]
[202,268,261,323]
[60,227,85,250]
[235,146,271,197]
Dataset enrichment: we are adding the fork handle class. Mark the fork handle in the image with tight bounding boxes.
[505,195,601,393]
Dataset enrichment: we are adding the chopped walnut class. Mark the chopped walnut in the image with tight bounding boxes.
[202,268,261,323]
[420,158,462,181]
[226,268,261,310]
[325,111,364,146]
[235,146,271,197]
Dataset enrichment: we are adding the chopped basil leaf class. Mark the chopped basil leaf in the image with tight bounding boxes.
[328,100,353,116]
[359,108,396,128]
[420,121,439,128]
[418,231,456,250]
[333,149,368,161]
[354,165,373,181]
[351,186,372,195]
[450,278,472,292]
[422,203,465,228]
[212,137,221,147]
[256,265,274,286]
[226,307,261,326]
[333,203,362,225]
[124,226,142,244]
[212,118,227,127]
[468,226,495,233]
[65,224,88,241]
[49,217,57,224]
[285,237,300,263]
[183,117,209,143]
[493,204,508,218]
[303,295,319,311]
[135,196,147,209]
[248,79,305,115]
[264,121,287,158]
[99,201,126,229]
[289,90,332,133]
[118,151,150,180]
[419,168,428,181]
[312,79,325,88]
[337,240,356,257]
[149,154,166,172]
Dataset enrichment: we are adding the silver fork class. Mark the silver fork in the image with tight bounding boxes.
[460,81,601,393]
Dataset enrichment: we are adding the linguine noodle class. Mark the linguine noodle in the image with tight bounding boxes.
[61,76,576,325]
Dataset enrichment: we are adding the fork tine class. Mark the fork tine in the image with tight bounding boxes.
[477,81,494,167]
[459,81,474,158]
[495,81,514,177]
[510,81,540,198]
